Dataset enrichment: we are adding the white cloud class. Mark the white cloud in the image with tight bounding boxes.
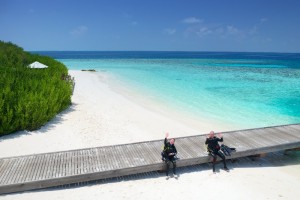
[196,27,212,37]
[184,25,213,38]
[260,18,268,23]
[164,28,176,35]
[226,25,239,35]
[70,26,88,37]
[216,27,224,34]
[182,17,202,24]
[182,20,255,41]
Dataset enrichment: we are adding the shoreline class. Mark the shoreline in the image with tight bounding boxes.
[1,70,299,200]
[0,70,230,158]
[96,70,240,132]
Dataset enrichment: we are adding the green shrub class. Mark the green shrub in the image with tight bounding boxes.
[0,41,74,135]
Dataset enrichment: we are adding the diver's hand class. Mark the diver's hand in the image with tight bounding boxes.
[165,132,169,138]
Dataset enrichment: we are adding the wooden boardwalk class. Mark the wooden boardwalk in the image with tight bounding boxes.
[1,123,300,194]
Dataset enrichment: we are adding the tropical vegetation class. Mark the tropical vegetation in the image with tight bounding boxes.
[0,41,74,135]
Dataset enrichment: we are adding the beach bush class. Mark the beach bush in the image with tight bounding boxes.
[0,41,74,135]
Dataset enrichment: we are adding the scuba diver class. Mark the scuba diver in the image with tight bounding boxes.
[205,131,229,173]
[162,132,177,178]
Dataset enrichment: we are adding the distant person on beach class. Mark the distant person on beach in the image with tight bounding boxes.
[162,132,177,178]
[205,131,229,173]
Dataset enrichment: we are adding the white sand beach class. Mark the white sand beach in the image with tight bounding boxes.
[1,70,300,200]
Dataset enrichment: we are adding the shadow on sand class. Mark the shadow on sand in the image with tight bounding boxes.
[0,103,78,141]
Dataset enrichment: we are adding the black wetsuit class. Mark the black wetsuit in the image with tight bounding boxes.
[205,136,227,171]
[163,138,177,176]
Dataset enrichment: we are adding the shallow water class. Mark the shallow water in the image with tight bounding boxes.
[36,51,300,129]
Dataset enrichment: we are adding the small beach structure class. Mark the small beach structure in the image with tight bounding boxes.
[28,61,48,69]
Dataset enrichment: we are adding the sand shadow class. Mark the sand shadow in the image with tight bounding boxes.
[0,103,78,141]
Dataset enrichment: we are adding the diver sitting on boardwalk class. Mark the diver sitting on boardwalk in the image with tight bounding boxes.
[162,132,177,178]
[205,131,229,172]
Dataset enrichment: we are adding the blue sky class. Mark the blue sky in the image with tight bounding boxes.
[1,0,300,52]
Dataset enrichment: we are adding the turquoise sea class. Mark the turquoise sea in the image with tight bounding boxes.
[38,51,300,129]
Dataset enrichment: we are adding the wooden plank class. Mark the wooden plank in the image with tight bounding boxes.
[176,139,195,159]
[98,148,111,171]
[86,149,94,173]
[90,149,97,172]
[3,158,19,185]
[275,126,300,139]
[94,148,104,172]
[82,149,88,174]
[0,159,12,184]
[34,154,44,181]
[23,156,34,182]
[287,124,300,132]
[39,154,48,181]
[179,137,200,158]
[70,151,76,176]
[236,130,264,149]
[134,142,146,164]
[50,153,58,179]
[29,155,41,182]
[264,128,296,144]
[51,152,58,178]
[45,153,53,179]
[143,142,159,163]
[112,145,123,169]
[103,147,114,171]
[62,151,67,177]
[1,123,300,195]
[189,137,204,155]
[248,129,280,147]
[84,149,92,173]
[78,149,84,175]
[142,142,157,164]
[4,159,22,184]
[40,153,48,180]
[94,148,102,172]
[135,143,150,165]
[11,157,26,184]
[16,156,31,183]
[0,159,11,184]
[31,155,42,182]
[61,152,66,177]
[105,147,115,170]
[228,132,252,151]
[148,141,162,161]
[113,145,127,168]
[70,151,76,175]
[56,153,61,178]
[122,144,137,168]
[82,150,88,174]
[65,151,72,176]
[0,159,5,173]
[7,157,23,185]
[58,152,64,178]
[123,144,138,167]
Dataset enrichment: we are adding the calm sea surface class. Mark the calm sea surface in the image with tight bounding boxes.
[36,51,300,129]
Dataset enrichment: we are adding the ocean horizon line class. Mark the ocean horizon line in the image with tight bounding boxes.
[30,50,300,54]
[31,51,300,61]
